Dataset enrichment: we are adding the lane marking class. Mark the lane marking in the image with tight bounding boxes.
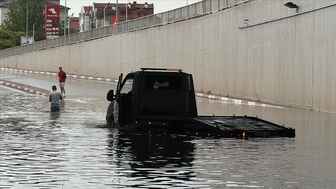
[0,85,28,94]
[0,79,49,97]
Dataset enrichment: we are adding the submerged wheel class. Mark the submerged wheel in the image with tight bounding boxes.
[106,103,116,127]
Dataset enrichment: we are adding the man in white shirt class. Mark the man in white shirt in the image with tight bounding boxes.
[49,85,63,112]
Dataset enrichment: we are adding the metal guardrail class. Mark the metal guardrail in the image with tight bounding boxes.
[0,0,249,58]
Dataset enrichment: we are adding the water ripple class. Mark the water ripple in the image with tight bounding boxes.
[1,87,336,188]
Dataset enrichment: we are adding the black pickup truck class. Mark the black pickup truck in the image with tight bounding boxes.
[106,68,295,138]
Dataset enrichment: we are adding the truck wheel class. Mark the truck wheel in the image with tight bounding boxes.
[106,116,115,127]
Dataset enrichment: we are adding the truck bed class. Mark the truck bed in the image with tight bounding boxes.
[187,116,295,138]
[125,116,295,139]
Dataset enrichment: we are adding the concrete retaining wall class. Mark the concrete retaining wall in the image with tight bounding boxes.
[1,0,336,112]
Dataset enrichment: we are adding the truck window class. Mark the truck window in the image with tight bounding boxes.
[120,78,134,94]
[145,75,182,91]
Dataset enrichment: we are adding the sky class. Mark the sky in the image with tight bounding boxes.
[61,0,202,16]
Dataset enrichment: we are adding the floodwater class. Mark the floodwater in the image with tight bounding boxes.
[0,74,336,188]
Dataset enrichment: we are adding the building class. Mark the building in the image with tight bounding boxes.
[69,17,79,33]
[79,6,94,32]
[59,5,71,36]
[80,1,154,32]
[0,0,10,25]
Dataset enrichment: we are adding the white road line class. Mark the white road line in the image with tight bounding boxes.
[208,95,216,99]
[0,85,27,94]
[234,99,242,104]
[3,68,284,108]
[221,97,228,101]
[248,102,256,106]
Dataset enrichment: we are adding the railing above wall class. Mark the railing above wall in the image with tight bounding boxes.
[0,0,250,58]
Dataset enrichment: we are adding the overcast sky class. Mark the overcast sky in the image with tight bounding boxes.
[61,0,202,16]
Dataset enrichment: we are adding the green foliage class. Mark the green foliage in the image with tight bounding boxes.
[0,26,24,49]
[4,0,47,41]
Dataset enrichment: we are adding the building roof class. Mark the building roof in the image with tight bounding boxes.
[81,6,93,16]
[93,2,153,18]
[47,0,60,5]
[93,2,153,10]
[60,5,70,10]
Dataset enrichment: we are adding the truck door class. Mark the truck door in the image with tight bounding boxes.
[117,75,135,126]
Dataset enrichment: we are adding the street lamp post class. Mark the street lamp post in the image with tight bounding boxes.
[126,1,128,22]
[115,0,118,24]
[103,4,107,26]
[32,23,35,42]
[104,2,112,27]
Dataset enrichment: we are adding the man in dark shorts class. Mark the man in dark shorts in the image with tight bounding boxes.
[58,66,67,97]
[49,85,63,112]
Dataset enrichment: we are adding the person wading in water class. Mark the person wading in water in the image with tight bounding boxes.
[58,66,67,97]
[49,85,63,112]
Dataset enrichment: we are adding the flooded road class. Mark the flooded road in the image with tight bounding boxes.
[0,72,335,188]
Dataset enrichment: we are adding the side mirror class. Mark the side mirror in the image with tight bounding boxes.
[107,90,115,101]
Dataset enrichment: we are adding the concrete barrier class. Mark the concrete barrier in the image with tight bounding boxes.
[1,0,336,112]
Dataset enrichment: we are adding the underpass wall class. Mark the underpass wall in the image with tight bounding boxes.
[1,0,336,112]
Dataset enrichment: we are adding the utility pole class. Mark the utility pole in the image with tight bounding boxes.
[104,2,111,26]
[25,0,29,44]
[32,23,35,42]
[64,0,67,38]
[68,14,70,38]
[116,0,118,24]
[126,0,128,22]
[103,5,106,26]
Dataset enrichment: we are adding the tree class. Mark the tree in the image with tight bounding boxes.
[0,26,23,49]
[4,0,47,41]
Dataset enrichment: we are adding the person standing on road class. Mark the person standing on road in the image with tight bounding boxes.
[49,85,63,112]
[58,66,67,97]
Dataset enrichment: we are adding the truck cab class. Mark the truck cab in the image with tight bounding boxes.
[106,68,198,127]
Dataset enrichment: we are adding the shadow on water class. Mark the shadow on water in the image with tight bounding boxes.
[106,129,196,183]
[50,111,60,120]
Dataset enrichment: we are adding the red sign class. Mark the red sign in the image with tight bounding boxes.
[44,0,60,38]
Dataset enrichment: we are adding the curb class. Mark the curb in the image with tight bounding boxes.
[0,79,49,97]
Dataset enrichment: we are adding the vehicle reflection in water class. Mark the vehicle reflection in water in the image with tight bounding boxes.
[107,130,196,185]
